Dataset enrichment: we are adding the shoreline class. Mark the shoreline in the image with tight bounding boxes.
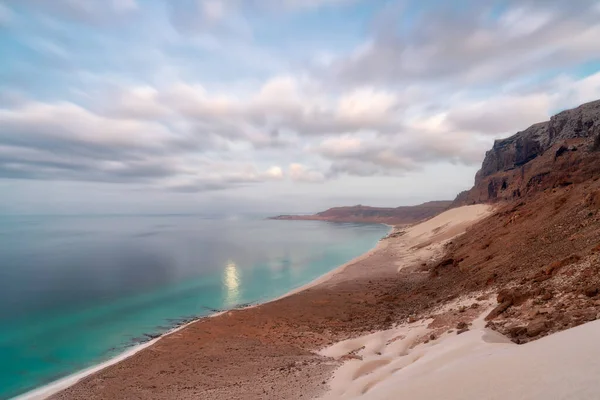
[14,312,226,400]
[271,224,394,302]
[15,224,393,400]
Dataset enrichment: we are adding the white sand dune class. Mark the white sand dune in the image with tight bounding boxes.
[321,317,600,400]
[319,204,600,400]
[285,204,494,298]
[404,204,492,243]
[391,204,493,273]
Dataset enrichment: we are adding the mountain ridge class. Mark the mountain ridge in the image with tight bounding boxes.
[270,200,452,225]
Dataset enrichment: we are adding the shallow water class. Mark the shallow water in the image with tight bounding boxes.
[0,214,388,399]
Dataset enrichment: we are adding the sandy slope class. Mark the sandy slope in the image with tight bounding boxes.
[321,311,600,400]
[279,204,492,300]
[374,318,600,400]
[403,203,492,243]
[318,202,600,399]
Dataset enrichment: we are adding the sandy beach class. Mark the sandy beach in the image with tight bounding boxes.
[28,204,491,399]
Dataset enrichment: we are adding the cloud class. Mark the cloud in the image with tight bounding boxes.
[166,0,249,36]
[313,129,488,179]
[0,3,12,27]
[1,0,600,201]
[0,143,182,183]
[3,0,138,24]
[164,0,356,36]
[552,71,600,110]
[307,66,600,180]
[0,101,181,152]
[264,165,284,180]
[444,71,600,138]
[255,0,356,11]
[335,88,400,127]
[104,78,404,147]
[328,159,388,177]
[105,86,170,120]
[289,163,325,182]
[201,0,226,22]
[3,67,599,188]
[327,0,600,87]
[314,135,413,170]
[0,99,286,191]
[163,164,285,192]
[446,94,552,136]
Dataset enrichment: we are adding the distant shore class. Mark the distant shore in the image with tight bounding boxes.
[269,201,452,225]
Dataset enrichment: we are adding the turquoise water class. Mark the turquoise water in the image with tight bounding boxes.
[0,215,388,399]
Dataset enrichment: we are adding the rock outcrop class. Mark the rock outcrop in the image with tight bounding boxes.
[270,201,452,225]
[455,99,600,205]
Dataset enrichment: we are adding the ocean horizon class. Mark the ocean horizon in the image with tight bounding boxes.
[0,214,388,399]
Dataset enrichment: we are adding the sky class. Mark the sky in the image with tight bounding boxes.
[0,0,600,215]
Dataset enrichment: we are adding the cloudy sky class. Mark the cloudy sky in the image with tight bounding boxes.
[1,0,599,214]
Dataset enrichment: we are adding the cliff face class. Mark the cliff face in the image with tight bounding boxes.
[271,201,452,225]
[456,99,600,205]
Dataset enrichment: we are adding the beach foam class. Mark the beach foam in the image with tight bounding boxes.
[13,340,159,400]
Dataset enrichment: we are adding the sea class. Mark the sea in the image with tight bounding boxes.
[0,214,389,399]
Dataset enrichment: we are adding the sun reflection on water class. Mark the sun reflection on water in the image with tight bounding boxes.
[223,260,240,307]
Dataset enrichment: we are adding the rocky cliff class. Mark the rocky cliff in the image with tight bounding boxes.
[455,99,600,205]
[270,201,452,225]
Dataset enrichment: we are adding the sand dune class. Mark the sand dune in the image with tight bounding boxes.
[320,301,600,400]
[403,204,492,243]
[321,314,600,399]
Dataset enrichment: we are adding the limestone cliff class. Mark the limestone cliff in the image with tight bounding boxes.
[455,99,600,205]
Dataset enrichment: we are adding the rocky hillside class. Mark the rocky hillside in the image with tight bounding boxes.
[270,201,452,225]
[455,99,600,205]
[428,166,600,344]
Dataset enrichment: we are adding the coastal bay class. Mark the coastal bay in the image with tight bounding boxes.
[1,216,388,400]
